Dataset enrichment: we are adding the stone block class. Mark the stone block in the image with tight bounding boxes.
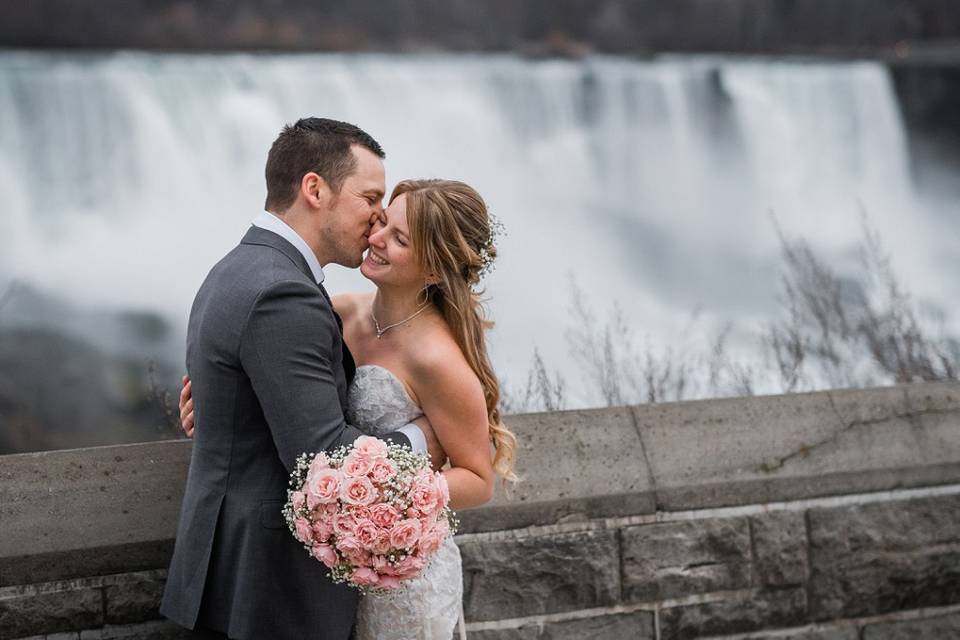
[751,511,809,586]
[731,626,858,639]
[621,517,751,602]
[459,529,620,622]
[1,541,175,589]
[460,407,655,533]
[635,383,960,511]
[808,493,960,619]
[659,588,807,640]
[469,627,540,640]
[0,586,103,638]
[862,611,960,639]
[79,619,193,639]
[104,577,165,624]
[470,611,654,640]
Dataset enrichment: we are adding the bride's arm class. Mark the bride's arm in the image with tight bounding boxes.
[411,347,495,510]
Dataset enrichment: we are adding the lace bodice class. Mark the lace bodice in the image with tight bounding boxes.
[346,364,464,640]
[346,365,424,436]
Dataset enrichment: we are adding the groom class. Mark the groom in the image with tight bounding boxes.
[160,118,439,640]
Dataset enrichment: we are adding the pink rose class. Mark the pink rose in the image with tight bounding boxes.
[308,452,330,475]
[290,490,306,512]
[354,435,389,461]
[311,520,334,543]
[342,453,373,478]
[368,458,397,484]
[346,549,373,567]
[310,543,339,568]
[393,553,425,578]
[340,476,378,506]
[351,566,380,586]
[293,516,313,544]
[372,555,390,573]
[410,480,440,514]
[377,574,403,590]
[336,534,362,556]
[306,493,325,512]
[417,525,445,556]
[333,513,360,538]
[435,474,450,511]
[389,518,423,550]
[352,506,373,520]
[307,468,342,504]
[355,520,380,548]
[369,503,400,529]
[373,529,393,555]
[413,467,434,486]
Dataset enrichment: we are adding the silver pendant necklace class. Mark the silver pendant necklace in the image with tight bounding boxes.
[371,303,429,339]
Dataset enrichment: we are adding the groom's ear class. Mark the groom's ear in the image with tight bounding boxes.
[302,172,333,210]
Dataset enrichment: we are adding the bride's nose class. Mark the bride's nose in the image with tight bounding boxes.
[368,226,387,247]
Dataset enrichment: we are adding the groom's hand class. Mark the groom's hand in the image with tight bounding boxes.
[413,415,447,471]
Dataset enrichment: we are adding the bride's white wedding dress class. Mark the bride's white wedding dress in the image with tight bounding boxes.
[347,365,465,640]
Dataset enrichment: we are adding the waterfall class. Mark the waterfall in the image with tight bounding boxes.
[0,51,951,406]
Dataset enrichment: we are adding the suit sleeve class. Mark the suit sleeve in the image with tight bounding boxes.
[238,279,408,471]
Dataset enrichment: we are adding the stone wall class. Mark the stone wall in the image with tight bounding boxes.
[2,0,960,57]
[2,382,960,638]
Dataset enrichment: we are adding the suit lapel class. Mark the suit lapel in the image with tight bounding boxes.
[240,226,356,386]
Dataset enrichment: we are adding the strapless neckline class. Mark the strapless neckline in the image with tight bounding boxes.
[354,364,417,407]
[346,364,424,437]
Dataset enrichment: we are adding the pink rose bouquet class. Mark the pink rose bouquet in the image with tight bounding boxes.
[283,435,457,594]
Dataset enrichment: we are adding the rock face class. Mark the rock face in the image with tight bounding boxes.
[459,529,620,621]
[808,494,960,620]
[751,511,809,587]
[659,588,808,640]
[862,612,960,639]
[621,517,752,602]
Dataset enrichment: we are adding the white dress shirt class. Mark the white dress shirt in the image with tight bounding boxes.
[250,212,427,454]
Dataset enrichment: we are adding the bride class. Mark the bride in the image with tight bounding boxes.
[182,178,517,639]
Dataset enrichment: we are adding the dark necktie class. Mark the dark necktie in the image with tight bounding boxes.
[317,282,357,386]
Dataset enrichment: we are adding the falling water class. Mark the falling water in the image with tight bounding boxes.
[0,51,954,409]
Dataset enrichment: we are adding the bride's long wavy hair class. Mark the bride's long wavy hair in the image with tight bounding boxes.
[390,179,517,483]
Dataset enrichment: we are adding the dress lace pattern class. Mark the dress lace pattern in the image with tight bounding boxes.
[347,365,464,640]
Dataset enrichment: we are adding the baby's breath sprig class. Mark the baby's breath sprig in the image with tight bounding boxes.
[476,214,505,280]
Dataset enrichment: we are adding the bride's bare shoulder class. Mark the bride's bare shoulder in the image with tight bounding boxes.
[331,291,375,324]
[406,319,472,383]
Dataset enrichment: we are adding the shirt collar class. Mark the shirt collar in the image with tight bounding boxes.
[251,211,325,284]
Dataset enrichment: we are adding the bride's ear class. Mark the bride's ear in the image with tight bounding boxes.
[302,172,332,210]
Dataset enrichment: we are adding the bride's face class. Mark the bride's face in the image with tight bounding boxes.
[361,194,426,288]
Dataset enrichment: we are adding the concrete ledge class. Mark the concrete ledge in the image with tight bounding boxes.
[636,382,960,510]
[460,406,656,533]
[0,441,188,587]
[1,383,958,588]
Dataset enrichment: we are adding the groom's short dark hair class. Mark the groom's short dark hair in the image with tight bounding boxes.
[264,117,385,211]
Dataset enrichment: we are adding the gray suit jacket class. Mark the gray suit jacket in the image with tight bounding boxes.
[160,226,409,640]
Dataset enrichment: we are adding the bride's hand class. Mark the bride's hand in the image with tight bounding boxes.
[179,375,195,438]
[412,415,447,471]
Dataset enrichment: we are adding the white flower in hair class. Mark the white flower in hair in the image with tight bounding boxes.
[476,215,505,280]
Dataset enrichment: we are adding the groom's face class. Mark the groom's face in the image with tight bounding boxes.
[324,145,386,268]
